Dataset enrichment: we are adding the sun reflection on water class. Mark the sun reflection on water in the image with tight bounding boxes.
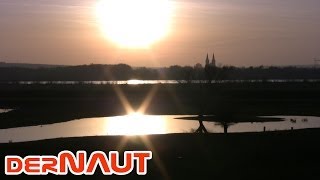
[106,112,166,135]
[127,79,144,85]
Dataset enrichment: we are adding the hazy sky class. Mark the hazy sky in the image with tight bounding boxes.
[0,0,320,67]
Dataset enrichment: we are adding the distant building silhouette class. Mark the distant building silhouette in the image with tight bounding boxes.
[203,52,218,82]
[205,54,210,66]
[205,52,216,67]
[211,53,216,67]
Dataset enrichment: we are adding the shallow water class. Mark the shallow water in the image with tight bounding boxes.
[0,109,13,114]
[3,79,320,85]
[0,114,319,143]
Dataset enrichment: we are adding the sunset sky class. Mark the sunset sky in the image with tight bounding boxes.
[0,0,320,67]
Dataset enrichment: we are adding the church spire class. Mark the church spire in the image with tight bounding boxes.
[205,53,209,66]
[212,52,216,67]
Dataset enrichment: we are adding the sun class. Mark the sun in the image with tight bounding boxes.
[95,0,173,48]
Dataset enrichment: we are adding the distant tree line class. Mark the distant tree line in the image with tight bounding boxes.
[1,64,320,81]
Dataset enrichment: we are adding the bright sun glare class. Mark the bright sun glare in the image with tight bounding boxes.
[127,79,144,85]
[95,0,173,48]
[106,112,166,135]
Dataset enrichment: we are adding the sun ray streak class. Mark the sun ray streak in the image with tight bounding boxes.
[165,85,185,113]
[112,85,134,114]
[109,77,168,177]
[140,136,170,179]
[138,84,159,114]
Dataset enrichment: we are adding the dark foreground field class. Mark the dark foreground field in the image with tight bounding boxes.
[1,82,320,129]
[1,129,320,179]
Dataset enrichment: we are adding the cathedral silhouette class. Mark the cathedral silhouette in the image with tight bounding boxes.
[205,53,216,67]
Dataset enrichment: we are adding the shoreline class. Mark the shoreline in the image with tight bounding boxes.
[1,129,320,179]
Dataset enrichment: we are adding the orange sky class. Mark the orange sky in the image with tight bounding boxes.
[0,0,320,67]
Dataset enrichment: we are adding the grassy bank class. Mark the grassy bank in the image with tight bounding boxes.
[1,129,320,179]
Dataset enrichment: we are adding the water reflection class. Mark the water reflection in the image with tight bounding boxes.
[106,113,166,135]
[0,115,319,143]
[127,79,145,85]
[4,79,320,85]
[0,109,13,114]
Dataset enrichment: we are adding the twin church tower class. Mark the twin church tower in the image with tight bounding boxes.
[193,52,217,69]
[205,52,216,67]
